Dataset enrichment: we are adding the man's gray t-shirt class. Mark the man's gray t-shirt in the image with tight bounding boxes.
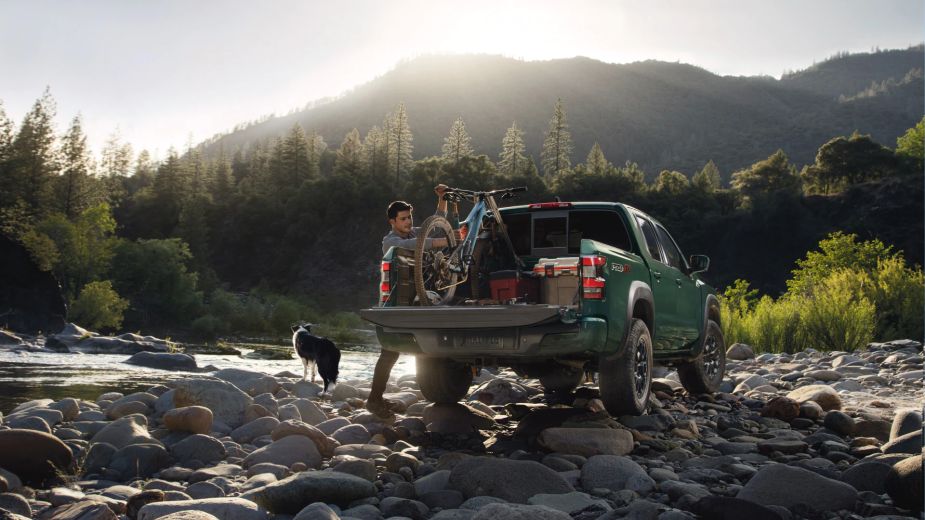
[382,209,447,255]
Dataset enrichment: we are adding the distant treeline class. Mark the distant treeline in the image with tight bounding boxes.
[0,90,922,339]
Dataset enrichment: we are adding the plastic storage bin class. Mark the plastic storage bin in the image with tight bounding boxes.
[533,257,581,306]
[489,270,541,303]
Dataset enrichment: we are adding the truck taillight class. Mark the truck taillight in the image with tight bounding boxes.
[379,261,392,305]
[581,255,606,300]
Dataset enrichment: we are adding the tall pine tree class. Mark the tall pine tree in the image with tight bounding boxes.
[692,160,722,192]
[0,100,18,207]
[387,103,414,186]
[55,115,98,219]
[441,117,474,165]
[498,121,527,177]
[335,128,363,177]
[11,87,59,214]
[541,98,573,178]
[362,125,387,178]
[586,142,610,176]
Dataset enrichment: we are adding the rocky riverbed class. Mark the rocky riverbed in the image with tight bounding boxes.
[0,338,920,520]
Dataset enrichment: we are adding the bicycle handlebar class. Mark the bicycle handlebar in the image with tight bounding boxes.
[444,186,527,197]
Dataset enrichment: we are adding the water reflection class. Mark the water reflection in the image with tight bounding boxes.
[0,348,416,413]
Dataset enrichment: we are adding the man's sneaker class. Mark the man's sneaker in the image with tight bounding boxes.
[365,398,399,418]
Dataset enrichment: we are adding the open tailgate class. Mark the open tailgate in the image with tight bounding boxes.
[359,305,564,329]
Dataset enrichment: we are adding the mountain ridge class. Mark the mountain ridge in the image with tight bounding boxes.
[204,47,923,180]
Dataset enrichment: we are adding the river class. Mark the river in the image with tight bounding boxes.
[0,347,417,414]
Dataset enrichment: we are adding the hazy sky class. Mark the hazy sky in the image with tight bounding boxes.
[1,0,922,158]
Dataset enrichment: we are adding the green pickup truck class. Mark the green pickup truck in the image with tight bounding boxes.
[360,201,725,416]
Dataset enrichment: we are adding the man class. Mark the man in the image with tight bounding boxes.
[366,184,450,418]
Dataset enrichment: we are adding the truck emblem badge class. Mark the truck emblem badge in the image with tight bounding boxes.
[611,263,630,273]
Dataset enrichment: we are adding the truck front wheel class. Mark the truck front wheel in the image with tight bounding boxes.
[677,319,725,394]
[416,357,474,404]
[599,318,652,416]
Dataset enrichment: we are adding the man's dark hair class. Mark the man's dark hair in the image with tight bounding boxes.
[387,201,413,220]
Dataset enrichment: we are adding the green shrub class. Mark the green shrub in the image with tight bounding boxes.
[797,270,875,352]
[718,279,758,345]
[849,257,924,341]
[787,232,897,297]
[69,280,129,332]
[190,314,229,342]
[743,296,803,354]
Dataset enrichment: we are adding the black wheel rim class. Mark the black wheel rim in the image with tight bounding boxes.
[634,339,649,398]
[703,335,720,381]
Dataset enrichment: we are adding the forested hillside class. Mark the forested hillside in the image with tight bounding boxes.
[204,47,924,181]
[0,47,922,339]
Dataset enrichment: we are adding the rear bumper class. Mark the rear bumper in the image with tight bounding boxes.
[361,305,609,358]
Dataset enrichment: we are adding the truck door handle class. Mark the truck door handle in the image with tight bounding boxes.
[675,278,682,287]
[652,270,661,281]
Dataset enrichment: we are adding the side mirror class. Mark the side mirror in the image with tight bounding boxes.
[689,255,710,273]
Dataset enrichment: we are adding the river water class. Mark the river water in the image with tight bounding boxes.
[0,347,417,414]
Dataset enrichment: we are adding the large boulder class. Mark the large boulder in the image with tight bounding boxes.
[737,463,857,511]
[885,454,923,512]
[37,500,118,520]
[213,368,280,396]
[163,406,213,434]
[538,427,633,456]
[470,378,529,406]
[137,497,268,520]
[243,471,377,513]
[242,435,322,469]
[786,385,841,411]
[90,415,154,449]
[448,457,574,503]
[108,444,171,481]
[579,455,655,494]
[726,343,755,360]
[48,324,170,354]
[172,379,253,428]
[170,434,226,464]
[0,429,73,486]
[125,352,197,371]
[231,417,280,444]
[0,233,66,335]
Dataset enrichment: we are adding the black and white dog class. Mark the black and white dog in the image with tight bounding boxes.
[291,323,341,395]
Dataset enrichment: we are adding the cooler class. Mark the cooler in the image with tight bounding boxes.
[533,257,581,306]
[489,270,541,303]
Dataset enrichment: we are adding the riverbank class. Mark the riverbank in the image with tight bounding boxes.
[0,339,921,519]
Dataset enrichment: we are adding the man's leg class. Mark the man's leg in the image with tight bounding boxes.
[366,349,400,417]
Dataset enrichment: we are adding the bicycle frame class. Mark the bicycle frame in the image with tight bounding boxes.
[438,187,525,283]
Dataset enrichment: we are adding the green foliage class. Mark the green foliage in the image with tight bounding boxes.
[387,103,414,186]
[654,170,689,195]
[30,203,117,299]
[730,149,801,200]
[787,232,897,296]
[724,232,921,353]
[692,161,722,192]
[895,116,924,166]
[802,133,900,195]
[69,280,129,332]
[796,270,875,352]
[110,238,203,328]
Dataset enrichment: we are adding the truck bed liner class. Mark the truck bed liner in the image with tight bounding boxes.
[360,304,564,329]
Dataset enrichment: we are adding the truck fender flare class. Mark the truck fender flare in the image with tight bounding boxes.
[688,293,721,359]
[619,281,654,353]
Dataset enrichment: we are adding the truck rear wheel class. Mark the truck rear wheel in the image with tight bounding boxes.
[677,319,725,394]
[599,318,652,416]
[416,356,473,404]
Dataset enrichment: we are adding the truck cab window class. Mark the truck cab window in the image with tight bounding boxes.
[655,224,685,271]
[568,210,632,254]
[636,217,663,263]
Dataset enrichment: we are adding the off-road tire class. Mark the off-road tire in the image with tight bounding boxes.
[599,318,652,415]
[416,356,473,404]
[414,215,459,305]
[677,319,725,394]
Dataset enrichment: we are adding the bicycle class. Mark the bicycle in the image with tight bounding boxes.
[413,186,527,305]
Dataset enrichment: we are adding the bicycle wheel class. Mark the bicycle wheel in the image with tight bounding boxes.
[414,215,459,305]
